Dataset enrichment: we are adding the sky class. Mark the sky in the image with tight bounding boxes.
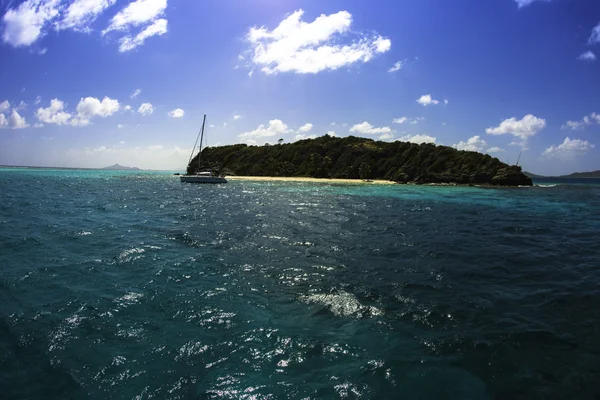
[0,0,599,175]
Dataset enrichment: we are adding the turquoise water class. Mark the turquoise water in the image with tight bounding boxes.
[1,168,599,399]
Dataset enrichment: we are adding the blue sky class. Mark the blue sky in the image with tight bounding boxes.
[0,0,599,174]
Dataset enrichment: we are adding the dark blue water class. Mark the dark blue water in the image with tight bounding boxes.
[1,168,599,399]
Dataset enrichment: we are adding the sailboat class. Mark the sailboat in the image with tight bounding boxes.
[180,114,227,184]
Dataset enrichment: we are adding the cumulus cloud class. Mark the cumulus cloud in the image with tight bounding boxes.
[515,0,550,8]
[453,136,487,152]
[379,133,394,141]
[399,134,436,144]
[123,105,132,111]
[138,102,153,115]
[485,114,546,147]
[59,0,116,31]
[543,137,595,158]
[453,136,505,154]
[245,9,391,74]
[77,96,120,118]
[34,96,120,127]
[0,113,7,128]
[103,0,167,34]
[416,95,440,106]
[297,123,313,133]
[562,112,600,130]
[35,98,72,125]
[349,121,391,135]
[388,61,403,73]
[1,0,61,47]
[578,51,596,62]
[168,108,184,118]
[117,124,124,128]
[327,130,336,137]
[0,100,10,113]
[294,133,317,141]
[233,115,242,120]
[239,119,291,140]
[118,18,167,52]
[8,110,28,129]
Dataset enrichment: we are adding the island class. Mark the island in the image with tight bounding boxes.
[188,135,532,186]
[525,170,600,179]
[101,164,140,171]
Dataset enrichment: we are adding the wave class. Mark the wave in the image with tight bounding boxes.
[300,291,383,318]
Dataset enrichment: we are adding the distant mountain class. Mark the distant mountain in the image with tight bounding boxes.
[560,170,600,179]
[101,164,140,171]
[524,171,546,178]
[524,170,600,179]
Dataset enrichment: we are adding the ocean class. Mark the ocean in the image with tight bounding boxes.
[1,168,599,399]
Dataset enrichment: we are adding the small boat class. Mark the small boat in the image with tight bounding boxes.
[180,114,227,184]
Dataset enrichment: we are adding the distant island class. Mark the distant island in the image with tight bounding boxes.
[525,170,600,179]
[101,164,140,171]
[189,135,532,186]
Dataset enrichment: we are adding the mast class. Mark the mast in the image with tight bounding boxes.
[197,114,206,173]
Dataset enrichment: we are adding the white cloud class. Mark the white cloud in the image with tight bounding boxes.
[38,47,47,54]
[130,89,141,99]
[486,147,505,153]
[562,112,600,130]
[589,23,600,45]
[246,9,391,75]
[379,133,394,141]
[349,121,391,135]
[233,115,242,120]
[294,133,317,141]
[118,18,167,52]
[59,0,116,31]
[35,98,72,125]
[35,96,42,105]
[168,108,184,118]
[578,51,596,61]
[15,101,27,111]
[138,102,153,115]
[515,0,550,8]
[76,96,120,119]
[393,116,423,125]
[485,115,546,142]
[453,136,487,153]
[239,119,291,140]
[123,105,132,111]
[0,100,10,113]
[543,137,595,158]
[117,124,124,128]
[298,123,313,133]
[8,110,28,129]
[0,113,7,128]
[1,0,61,47]
[444,99,449,105]
[327,130,336,137]
[388,61,403,73]
[399,134,436,144]
[103,0,167,34]
[33,123,44,128]
[416,94,440,106]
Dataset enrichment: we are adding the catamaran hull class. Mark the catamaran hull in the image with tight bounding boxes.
[180,175,227,184]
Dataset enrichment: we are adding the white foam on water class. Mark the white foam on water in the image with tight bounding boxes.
[300,291,383,318]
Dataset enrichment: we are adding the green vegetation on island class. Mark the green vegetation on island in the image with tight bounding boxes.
[188,135,532,186]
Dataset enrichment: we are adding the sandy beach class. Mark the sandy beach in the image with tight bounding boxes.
[226,176,396,185]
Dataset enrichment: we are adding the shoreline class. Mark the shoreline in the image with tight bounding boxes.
[225,176,396,185]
